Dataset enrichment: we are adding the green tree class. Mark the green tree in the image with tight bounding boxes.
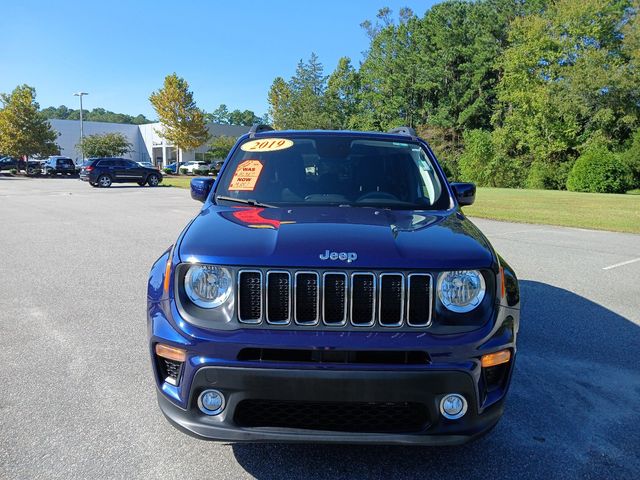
[207,104,230,124]
[76,132,133,158]
[268,53,331,129]
[0,85,59,164]
[566,142,632,193]
[356,8,421,130]
[149,73,210,174]
[208,136,236,160]
[492,0,638,185]
[325,57,360,129]
[41,105,152,124]
[268,77,293,129]
[458,129,523,187]
[228,109,262,126]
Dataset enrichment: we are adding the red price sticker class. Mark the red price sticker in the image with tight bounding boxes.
[228,160,264,191]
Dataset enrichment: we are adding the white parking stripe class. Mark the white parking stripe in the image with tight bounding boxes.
[602,257,640,270]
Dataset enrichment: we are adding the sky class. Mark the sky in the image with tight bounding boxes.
[0,0,439,119]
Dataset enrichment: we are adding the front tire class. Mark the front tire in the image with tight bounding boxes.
[147,174,160,187]
[97,175,112,188]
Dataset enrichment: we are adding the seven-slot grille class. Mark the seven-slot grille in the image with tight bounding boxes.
[237,270,432,327]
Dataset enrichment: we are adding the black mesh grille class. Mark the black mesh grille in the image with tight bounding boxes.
[157,358,183,385]
[351,274,375,325]
[380,275,403,325]
[295,273,318,324]
[323,274,347,324]
[267,272,290,323]
[239,271,261,321]
[408,275,431,326]
[164,359,181,379]
[234,400,429,433]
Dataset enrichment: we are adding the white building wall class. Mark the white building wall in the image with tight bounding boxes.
[49,119,147,164]
[47,119,250,167]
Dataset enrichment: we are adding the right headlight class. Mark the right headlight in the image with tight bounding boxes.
[184,264,232,308]
[437,270,486,313]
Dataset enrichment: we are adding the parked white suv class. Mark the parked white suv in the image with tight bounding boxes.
[181,161,211,174]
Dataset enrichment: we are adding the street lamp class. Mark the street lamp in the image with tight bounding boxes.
[73,92,88,161]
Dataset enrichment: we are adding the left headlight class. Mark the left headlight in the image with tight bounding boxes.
[437,270,486,313]
[184,265,232,308]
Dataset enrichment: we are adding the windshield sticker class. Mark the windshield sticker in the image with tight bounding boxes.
[228,160,264,191]
[240,138,294,152]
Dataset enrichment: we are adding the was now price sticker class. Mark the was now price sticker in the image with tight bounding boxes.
[228,160,264,191]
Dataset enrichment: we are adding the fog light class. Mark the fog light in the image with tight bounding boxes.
[198,389,225,416]
[440,393,468,420]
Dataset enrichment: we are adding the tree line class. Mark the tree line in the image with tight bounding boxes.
[267,0,640,193]
[40,104,265,127]
[40,105,152,125]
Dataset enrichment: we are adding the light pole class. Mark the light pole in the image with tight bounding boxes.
[74,92,88,162]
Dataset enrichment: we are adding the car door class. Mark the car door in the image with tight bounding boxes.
[114,159,144,181]
[124,160,145,180]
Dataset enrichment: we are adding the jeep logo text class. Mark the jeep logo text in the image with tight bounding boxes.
[319,250,357,263]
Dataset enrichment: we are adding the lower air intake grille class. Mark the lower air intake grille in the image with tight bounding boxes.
[234,400,429,433]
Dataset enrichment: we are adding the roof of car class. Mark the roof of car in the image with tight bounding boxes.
[246,129,421,143]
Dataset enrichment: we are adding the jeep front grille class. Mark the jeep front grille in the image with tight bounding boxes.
[237,269,432,328]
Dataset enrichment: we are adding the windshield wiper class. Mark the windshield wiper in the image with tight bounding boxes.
[215,195,276,208]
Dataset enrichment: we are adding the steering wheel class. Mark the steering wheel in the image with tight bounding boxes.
[356,191,399,202]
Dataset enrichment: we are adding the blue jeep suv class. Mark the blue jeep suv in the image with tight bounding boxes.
[147,126,519,445]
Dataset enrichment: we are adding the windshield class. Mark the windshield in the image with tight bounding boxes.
[215,134,449,210]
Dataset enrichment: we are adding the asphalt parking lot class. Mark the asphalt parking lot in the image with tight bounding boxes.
[1,177,639,480]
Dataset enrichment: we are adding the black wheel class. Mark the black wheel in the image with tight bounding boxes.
[26,166,38,175]
[147,174,160,187]
[97,175,112,188]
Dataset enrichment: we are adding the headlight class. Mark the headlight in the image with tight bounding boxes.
[437,270,486,313]
[184,265,232,308]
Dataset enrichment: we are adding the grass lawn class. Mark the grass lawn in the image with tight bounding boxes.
[161,175,199,189]
[465,188,640,234]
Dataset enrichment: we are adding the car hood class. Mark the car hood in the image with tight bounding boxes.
[178,206,495,270]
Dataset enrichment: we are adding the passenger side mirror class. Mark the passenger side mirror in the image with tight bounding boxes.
[190,177,214,203]
[451,182,476,207]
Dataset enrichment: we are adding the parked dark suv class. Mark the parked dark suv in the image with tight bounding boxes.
[42,156,76,176]
[80,157,162,188]
[0,156,42,175]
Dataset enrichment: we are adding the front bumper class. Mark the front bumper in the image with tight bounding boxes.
[156,365,506,445]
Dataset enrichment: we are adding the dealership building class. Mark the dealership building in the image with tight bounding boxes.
[48,119,249,166]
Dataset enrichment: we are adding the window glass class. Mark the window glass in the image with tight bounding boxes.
[215,135,449,210]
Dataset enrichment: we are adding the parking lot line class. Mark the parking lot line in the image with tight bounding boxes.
[602,257,640,270]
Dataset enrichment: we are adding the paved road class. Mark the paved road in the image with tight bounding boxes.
[1,177,639,480]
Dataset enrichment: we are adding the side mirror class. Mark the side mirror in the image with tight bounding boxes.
[451,182,476,207]
[190,177,214,203]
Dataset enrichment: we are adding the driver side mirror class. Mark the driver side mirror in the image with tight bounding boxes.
[190,177,214,203]
[451,182,476,207]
